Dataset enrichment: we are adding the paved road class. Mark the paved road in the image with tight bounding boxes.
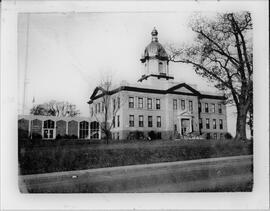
[19,155,253,193]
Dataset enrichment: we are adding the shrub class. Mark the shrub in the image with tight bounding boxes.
[148,131,156,140]
[224,132,233,139]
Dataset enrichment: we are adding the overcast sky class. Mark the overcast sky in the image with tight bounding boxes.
[18,12,238,135]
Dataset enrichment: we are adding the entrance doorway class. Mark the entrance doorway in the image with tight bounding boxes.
[181,118,191,135]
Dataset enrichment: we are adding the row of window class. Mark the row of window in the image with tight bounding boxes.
[129,97,160,110]
[129,115,161,128]
[173,99,193,112]
[91,97,121,116]
[199,118,224,130]
[199,102,223,114]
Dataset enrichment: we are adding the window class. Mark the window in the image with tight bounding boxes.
[129,115,134,127]
[98,102,101,113]
[79,121,89,139]
[112,116,115,128]
[218,104,222,114]
[113,99,116,111]
[138,97,143,109]
[173,99,177,110]
[174,124,177,131]
[157,116,161,128]
[205,103,209,113]
[117,97,120,109]
[219,119,223,130]
[181,99,185,110]
[139,115,144,127]
[147,98,152,109]
[189,101,193,112]
[156,99,160,109]
[199,118,203,129]
[213,119,216,129]
[95,103,97,113]
[206,118,210,129]
[43,120,55,139]
[102,102,104,112]
[129,97,134,108]
[148,116,153,127]
[117,115,120,127]
[199,102,201,113]
[91,107,93,117]
[116,132,120,140]
[212,103,215,113]
[213,133,217,140]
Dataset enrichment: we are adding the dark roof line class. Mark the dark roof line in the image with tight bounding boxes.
[87,83,226,104]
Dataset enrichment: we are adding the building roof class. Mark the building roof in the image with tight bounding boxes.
[87,82,226,104]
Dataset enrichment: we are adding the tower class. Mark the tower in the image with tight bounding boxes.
[138,28,174,83]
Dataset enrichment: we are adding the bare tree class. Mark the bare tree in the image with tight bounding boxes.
[92,76,125,144]
[169,12,253,141]
[30,100,80,117]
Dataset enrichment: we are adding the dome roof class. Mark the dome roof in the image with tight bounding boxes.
[141,28,169,63]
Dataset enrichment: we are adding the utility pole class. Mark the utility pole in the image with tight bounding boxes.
[22,14,30,114]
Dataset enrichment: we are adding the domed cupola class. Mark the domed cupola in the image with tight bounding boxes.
[140,28,169,62]
[138,28,173,83]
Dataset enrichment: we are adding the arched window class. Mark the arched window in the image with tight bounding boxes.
[43,120,55,139]
[159,62,165,75]
[90,121,100,139]
[79,121,89,139]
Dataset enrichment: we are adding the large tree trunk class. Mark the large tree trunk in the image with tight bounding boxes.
[235,105,248,141]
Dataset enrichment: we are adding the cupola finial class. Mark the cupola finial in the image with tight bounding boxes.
[151,27,158,42]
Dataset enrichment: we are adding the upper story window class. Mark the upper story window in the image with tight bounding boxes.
[212,103,216,113]
[129,97,134,108]
[199,102,201,113]
[173,99,177,110]
[101,102,104,113]
[139,115,144,127]
[205,103,209,113]
[117,97,120,109]
[91,107,93,117]
[219,119,223,130]
[147,98,152,109]
[189,101,193,113]
[157,116,161,128]
[95,103,97,114]
[181,99,185,110]
[138,97,143,109]
[112,116,115,128]
[159,62,165,75]
[156,99,160,110]
[213,119,216,129]
[98,102,101,113]
[218,104,222,114]
[148,116,153,127]
[129,115,134,127]
[117,115,120,127]
[113,99,116,111]
[206,118,210,129]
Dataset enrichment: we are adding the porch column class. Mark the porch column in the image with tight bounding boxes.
[189,117,192,133]
[178,117,182,135]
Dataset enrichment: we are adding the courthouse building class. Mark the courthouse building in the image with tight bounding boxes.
[18,28,227,140]
[88,28,228,140]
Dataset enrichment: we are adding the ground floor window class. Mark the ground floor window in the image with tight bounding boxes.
[129,115,134,127]
[139,115,144,127]
[90,121,99,139]
[79,121,89,139]
[43,120,55,139]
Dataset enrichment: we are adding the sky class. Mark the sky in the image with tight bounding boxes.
[18,12,238,135]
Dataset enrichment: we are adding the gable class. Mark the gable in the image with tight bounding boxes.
[167,83,201,96]
[173,87,194,94]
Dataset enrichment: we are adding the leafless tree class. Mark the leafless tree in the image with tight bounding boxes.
[30,100,80,117]
[169,12,253,141]
[92,76,126,144]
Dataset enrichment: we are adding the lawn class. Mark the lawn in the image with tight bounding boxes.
[18,139,253,175]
